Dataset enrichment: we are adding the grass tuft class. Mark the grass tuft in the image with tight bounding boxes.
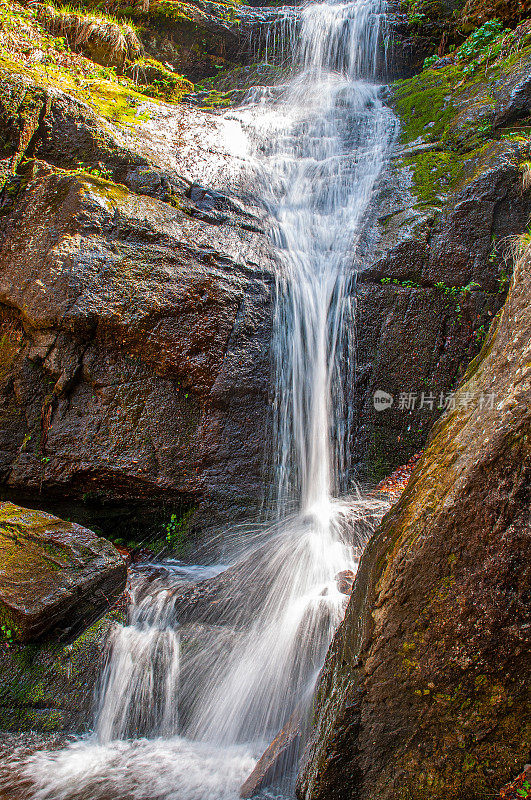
[509,228,531,264]
[519,161,531,192]
[38,4,143,67]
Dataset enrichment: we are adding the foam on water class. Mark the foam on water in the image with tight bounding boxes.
[16,737,256,800]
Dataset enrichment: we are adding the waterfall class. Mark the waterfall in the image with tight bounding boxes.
[94,583,180,743]
[268,0,396,511]
[9,2,397,798]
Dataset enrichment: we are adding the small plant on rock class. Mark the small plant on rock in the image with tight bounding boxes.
[0,624,14,647]
[164,509,194,556]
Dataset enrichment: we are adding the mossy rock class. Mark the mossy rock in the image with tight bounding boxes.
[0,502,127,643]
[126,57,193,100]
[0,604,125,733]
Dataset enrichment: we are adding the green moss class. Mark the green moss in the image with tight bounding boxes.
[77,172,131,204]
[399,140,502,206]
[146,0,241,27]
[392,23,531,154]
[149,0,195,25]
[198,89,234,108]
[392,66,459,145]
[80,79,151,124]
[401,149,465,205]
[127,57,193,101]
[0,604,124,732]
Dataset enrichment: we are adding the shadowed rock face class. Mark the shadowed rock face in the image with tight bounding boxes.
[297,249,531,800]
[0,158,275,536]
[0,501,127,643]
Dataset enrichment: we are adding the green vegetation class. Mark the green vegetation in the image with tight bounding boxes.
[434,280,481,296]
[391,14,531,223]
[455,18,507,73]
[392,67,459,144]
[197,88,234,108]
[75,162,114,179]
[0,0,191,123]
[380,278,421,287]
[393,16,531,150]
[403,149,466,204]
[164,508,195,556]
[0,624,13,645]
[38,4,143,67]
[498,266,510,292]
[475,323,486,344]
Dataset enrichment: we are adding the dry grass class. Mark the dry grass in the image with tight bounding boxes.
[38,4,143,66]
[519,161,531,192]
[507,227,531,287]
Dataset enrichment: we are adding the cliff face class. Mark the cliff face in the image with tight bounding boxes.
[297,15,531,798]
[0,3,278,546]
[297,223,531,799]
[351,16,531,480]
[2,0,530,541]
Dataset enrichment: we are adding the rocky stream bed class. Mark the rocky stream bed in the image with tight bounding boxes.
[0,0,529,797]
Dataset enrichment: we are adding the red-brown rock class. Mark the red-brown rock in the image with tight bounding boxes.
[241,709,302,799]
[335,570,355,595]
[0,501,127,642]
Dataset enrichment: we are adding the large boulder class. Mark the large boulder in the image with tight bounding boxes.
[0,501,127,643]
[0,155,274,537]
[297,248,531,798]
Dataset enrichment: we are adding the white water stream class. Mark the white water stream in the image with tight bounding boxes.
[2,1,397,798]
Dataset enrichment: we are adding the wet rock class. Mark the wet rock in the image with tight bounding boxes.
[139,2,285,82]
[350,44,531,482]
[122,166,189,202]
[0,60,277,540]
[31,87,148,177]
[0,502,127,643]
[335,570,355,596]
[241,708,302,798]
[170,557,264,629]
[297,248,531,800]
[0,157,274,535]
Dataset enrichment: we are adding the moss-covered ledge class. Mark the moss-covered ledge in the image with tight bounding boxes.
[0,605,125,733]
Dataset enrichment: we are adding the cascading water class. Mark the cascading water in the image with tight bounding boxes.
[1,2,397,798]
